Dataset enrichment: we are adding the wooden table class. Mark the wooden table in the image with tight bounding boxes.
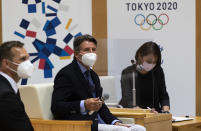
[109,108,172,131]
[31,119,92,131]
[172,116,201,131]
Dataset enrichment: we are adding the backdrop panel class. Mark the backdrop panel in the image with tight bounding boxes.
[108,0,195,116]
[2,0,92,85]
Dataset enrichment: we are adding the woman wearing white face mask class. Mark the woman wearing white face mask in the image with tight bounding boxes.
[119,41,170,113]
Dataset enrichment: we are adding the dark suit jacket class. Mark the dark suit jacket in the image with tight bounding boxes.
[51,59,118,130]
[0,74,34,131]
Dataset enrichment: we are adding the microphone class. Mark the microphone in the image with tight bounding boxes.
[131,59,135,64]
[131,59,143,72]
[136,64,143,71]
[88,93,109,115]
[130,59,137,107]
[102,93,109,101]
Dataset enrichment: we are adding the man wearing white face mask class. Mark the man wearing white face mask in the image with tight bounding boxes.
[119,41,170,113]
[51,34,146,131]
[0,41,34,131]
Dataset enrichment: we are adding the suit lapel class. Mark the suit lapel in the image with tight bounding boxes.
[0,74,16,94]
[72,59,93,98]
[0,74,22,102]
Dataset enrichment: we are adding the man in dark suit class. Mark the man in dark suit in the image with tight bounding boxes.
[0,41,34,131]
[51,34,146,131]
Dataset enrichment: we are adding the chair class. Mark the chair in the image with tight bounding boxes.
[19,77,134,127]
[19,83,92,131]
[99,76,134,124]
[99,76,122,108]
[19,83,54,120]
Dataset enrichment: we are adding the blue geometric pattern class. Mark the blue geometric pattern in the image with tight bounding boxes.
[14,0,83,85]
[28,4,37,13]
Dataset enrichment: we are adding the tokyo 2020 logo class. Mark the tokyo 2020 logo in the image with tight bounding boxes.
[134,13,169,31]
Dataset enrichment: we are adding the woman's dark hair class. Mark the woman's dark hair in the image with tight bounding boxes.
[135,41,161,68]
[73,34,97,52]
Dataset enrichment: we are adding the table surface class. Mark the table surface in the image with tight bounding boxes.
[172,116,201,127]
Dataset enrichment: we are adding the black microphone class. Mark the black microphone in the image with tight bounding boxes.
[136,64,143,72]
[131,59,135,64]
[131,59,143,72]
[102,93,109,101]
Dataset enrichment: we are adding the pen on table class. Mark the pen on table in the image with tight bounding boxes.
[147,107,152,110]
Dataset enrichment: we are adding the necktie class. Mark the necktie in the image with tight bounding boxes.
[85,70,90,83]
[85,70,105,124]
[85,70,96,97]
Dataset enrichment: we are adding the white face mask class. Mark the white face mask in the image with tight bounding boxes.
[142,61,156,72]
[81,53,97,67]
[8,60,34,78]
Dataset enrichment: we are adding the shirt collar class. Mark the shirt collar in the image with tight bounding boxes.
[0,72,18,94]
[77,60,88,74]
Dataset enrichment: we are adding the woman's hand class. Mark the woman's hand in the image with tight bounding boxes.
[162,105,170,112]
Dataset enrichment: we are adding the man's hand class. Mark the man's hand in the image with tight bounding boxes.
[114,122,130,128]
[84,98,103,111]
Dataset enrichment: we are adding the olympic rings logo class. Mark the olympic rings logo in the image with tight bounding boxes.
[134,13,169,31]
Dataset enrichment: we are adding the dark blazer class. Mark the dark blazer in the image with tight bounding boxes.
[0,74,34,131]
[51,59,118,130]
[119,64,170,112]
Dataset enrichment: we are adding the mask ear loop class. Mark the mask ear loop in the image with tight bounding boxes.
[77,54,82,62]
[7,59,19,66]
[74,51,83,62]
[7,66,17,73]
[6,60,19,73]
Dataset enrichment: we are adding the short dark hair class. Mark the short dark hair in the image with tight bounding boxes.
[135,41,161,68]
[73,34,97,52]
[0,41,24,66]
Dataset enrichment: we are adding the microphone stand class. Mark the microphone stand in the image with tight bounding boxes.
[132,71,136,107]
[131,59,136,107]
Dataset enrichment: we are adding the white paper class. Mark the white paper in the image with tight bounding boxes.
[172,116,194,122]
